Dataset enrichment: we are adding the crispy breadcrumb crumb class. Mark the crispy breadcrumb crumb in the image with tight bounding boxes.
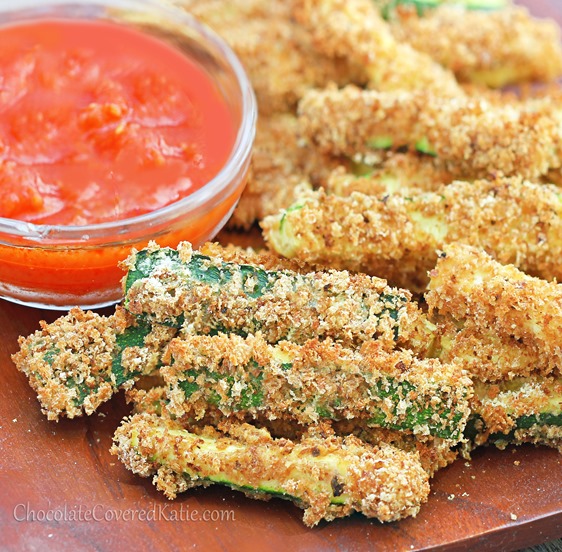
[390,5,562,87]
[111,414,430,525]
[262,179,562,292]
[298,86,559,180]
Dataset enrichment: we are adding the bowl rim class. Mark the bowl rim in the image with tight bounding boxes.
[0,0,257,242]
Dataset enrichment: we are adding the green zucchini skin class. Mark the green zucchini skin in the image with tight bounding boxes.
[12,307,175,420]
[123,243,429,352]
[162,333,473,441]
[111,413,431,526]
[465,377,562,450]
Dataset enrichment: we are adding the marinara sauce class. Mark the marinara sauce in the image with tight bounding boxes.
[0,19,235,224]
[0,18,247,306]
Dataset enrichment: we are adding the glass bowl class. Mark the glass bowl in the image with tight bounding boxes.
[0,0,256,309]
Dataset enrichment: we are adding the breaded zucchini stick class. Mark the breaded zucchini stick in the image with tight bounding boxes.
[333,422,458,477]
[467,377,562,452]
[324,154,454,196]
[293,0,461,96]
[262,179,562,291]
[298,86,559,180]
[389,5,562,88]
[111,414,430,525]
[127,385,458,476]
[174,0,363,115]
[161,334,472,440]
[12,307,175,420]
[123,242,433,353]
[427,244,562,377]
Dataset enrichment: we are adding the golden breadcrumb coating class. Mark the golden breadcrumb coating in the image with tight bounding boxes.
[111,414,430,525]
[333,422,458,477]
[427,244,562,378]
[229,113,339,229]
[324,154,454,197]
[13,308,126,421]
[126,386,170,417]
[390,5,562,87]
[161,334,472,440]
[298,85,560,180]
[124,242,432,353]
[262,178,562,292]
[293,0,461,95]
[468,377,562,452]
[198,242,319,273]
[174,0,364,115]
[126,384,314,441]
[12,307,176,420]
[433,316,550,383]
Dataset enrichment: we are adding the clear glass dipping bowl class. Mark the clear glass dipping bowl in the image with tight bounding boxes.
[0,0,256,309]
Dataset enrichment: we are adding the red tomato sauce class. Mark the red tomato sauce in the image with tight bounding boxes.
[0,19,236,225]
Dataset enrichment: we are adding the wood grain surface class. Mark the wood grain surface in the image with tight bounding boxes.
[2,1,562,550]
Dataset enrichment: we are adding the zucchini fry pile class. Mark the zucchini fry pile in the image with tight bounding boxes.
[170,0,562,229]
[11,0,562,529]
[13,239,562,525]
[17,242,461,524]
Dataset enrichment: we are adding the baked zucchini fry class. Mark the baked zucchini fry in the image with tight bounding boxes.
[298,86,559,180]
[466,377,562,451]
[332,421,458,477]
[293,0,461,95]
[12,307,175,420]
[324,154,454,196]
[123,242,432,353]
[161,334,472,441]
[432,316,547,382]
[388,5,562,87]
[427,243,562,377]
[262,179,562,291]
[375,0,509,18]
[111,414,430,526]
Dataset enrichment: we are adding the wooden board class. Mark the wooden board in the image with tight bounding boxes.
[2,1,562,550]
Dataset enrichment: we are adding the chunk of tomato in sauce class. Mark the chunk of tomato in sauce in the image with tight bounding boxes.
[0,19,236,225]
